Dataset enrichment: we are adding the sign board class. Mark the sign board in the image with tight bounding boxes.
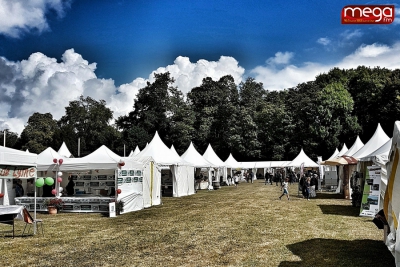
[360,166,381,217]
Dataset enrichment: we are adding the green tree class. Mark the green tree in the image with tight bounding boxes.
[187,75,240,159]
[0,130,19,149]
[116,72,180,148]
[19,112,58,153]
[58,95,117,156]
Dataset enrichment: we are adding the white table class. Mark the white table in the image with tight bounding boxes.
[0,205,26,238]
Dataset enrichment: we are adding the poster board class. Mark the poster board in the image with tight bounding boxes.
[359,165,381,217]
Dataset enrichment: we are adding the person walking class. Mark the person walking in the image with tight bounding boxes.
[305,177,311,200]
[234,173,239,188]
[279,178,290,200]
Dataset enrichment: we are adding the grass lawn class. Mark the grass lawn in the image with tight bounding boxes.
[0,180,395,267]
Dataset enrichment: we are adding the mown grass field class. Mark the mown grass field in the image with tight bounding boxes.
[0,180,395,267]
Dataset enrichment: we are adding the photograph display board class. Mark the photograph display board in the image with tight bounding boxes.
[359,166,381,217]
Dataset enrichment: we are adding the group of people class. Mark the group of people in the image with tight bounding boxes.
[276,171,320,201]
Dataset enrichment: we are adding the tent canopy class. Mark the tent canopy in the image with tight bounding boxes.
[337,144,348,157]
[224,153,241,168]
[321,155,358,166]
[0,146,37,167]
[345,136,364,156]
[58,142,73,158]
[202,144,225,167]
[181,142,216,168]
[286,149,319,168]
[133,132,183,165]
[358,138,392,162]
[352,123,390,159]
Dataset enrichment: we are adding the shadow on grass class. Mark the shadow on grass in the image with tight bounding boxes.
[318,204,360,217]
[315,192,346,199]
[279,238,395,267]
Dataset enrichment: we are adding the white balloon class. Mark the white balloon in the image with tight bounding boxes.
[59,187,63,192]
[57,172,63,176]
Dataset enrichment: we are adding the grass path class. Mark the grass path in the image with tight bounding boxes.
[0,180,395,267]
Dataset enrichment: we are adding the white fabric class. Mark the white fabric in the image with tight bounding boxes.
[285,149,319,168]
[0,146,37,166]
[345,136,364,156]
[353,124,390,159]
[224,153,241,168]
[181,142,215,168]
[359,138,392,162]
[134,132,182,165]
[203,144,227,182]
[58,142,72,158]
[326,148,339,161]
[337,144,348,157]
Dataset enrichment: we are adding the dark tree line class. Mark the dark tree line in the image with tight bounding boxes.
[2,66,400,162]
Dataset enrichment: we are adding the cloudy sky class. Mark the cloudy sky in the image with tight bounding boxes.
[0,0,399,134]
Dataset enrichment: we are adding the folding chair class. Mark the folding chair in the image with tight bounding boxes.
[22,208,44,237]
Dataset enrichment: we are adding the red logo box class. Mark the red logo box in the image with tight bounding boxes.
[341,5,395,24]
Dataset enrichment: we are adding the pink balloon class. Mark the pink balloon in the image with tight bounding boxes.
[53,158,57,163]
[57,177,63,183]
[59,159,63,165]
[51,189,57,195]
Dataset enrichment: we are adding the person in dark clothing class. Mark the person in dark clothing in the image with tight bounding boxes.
[15,180,24,197]
[66,176,75,196]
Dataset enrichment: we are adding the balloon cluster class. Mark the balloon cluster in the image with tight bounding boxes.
[35,177,54,187]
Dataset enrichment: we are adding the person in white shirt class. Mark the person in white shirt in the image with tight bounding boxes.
[279,178,290,200]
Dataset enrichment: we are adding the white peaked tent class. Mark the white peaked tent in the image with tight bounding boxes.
[359,138,392,163]
[383,121,400,263]
[60,145,161,213]
[129,146,141,157]
[170,145,181,158]
[203,144,227,184]
[353,124,390,160]
[345,136,364,156]
[133,132,195,197]
[37,147,65,172]
[286,149,319,168]
[327,148,339,160]
[181,142,216,189]
[337,144,348,157]
[0,146,38,206]
[181,143,215,168]
[58,142,73,158]
[224,153,242,180]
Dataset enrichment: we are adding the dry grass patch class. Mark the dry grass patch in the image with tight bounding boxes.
[0,181,395,267]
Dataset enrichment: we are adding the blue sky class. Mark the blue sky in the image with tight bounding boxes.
[0,0,399,133]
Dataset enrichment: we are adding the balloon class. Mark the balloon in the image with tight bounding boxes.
[51,189,57,195]
[59,187,63,193]
[118,160,125,167]
[36,178,44,187]
[45,177,54,186]
[59,159,63,165]
[57,172,63,176]
[0,193,4,198]
[53,158,57,163]
[116,189,122,194]
[57,177,63,183]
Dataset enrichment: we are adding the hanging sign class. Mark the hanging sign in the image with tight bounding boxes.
[0,165,36,179]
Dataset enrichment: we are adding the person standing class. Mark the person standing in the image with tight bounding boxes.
[15,179,24,197]
[305,177,311,200]
[26,179,35,197]
[66,176,75,196]
[234,173,239,188]
[279,178,290,200]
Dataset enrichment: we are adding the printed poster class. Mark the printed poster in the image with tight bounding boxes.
[359,166,381,217]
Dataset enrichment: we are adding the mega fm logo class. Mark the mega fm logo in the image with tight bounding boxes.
[341,5,395,24]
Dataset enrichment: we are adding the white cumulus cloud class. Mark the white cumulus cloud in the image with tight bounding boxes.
[0,0,72,38]
[0,51,245,134]
[251,42,400,91]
